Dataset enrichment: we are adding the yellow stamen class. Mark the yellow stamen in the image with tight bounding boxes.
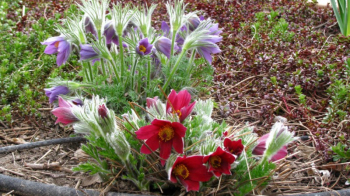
[209,156,222,168]
[173,164,189,179]
[139,45,147,53]
[158,125,174,142]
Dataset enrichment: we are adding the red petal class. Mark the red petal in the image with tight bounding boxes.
[181,178,200,192]
[159,140,172,166]
[180,101,196,122]
[182,156,204,169]
[213,171,222,177]
[187,164,213,182]
[58,96,72,108]
[252,145,265,156]
[172,135,184,154]
[171,122,187,137]
[173,90,191,111]
[136,124,159,140]
[140,134,159,154]
[166,89,177,112]
[271,145,288,162]
[52,107,77,125]
[151,119,170,127]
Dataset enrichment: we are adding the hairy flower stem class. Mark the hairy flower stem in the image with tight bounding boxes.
[86,62,94,82]
[186,49,196,74]
[131,59,139,90]
[101,60,107,77]
[109,58,121,83]
[82,63,91,82]
[168,30,177,68]
[162,49,186,91]
[118,36,125,80]
[147,60,151,92]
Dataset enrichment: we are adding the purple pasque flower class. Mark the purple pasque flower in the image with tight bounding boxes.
[52,97,79,125]
[103,21,119,45]
[41,36,71,66]
[84,16,98,38]
[136,38,153,56]
[197,29,222,64]
[252,133,288,162]
[80,44,100,65]
[44,86,70,104]
[155,37,177,59]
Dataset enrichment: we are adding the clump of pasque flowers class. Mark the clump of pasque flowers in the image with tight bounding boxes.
[41,0,222,99]
[41,0,297,194]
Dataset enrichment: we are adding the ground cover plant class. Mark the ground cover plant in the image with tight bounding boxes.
[1,0,350,195]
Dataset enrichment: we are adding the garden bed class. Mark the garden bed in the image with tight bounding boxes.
[1,0,350,195]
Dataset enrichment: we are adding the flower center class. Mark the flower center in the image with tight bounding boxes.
[158,125,174,142]
[54,41,60,48]
[139,45,147,53]
[209,155,222,168]
[173,164,189,179]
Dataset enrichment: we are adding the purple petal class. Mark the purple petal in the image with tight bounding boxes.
[44,86,70,104]
[80,44,99,61]
[56,41,71,66]
[161,21,170,36]
[155,37,172,58]
[197,45,221,64]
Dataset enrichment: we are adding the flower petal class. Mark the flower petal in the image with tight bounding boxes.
[172,135,183,154]
[159,140,172,166]
[171,122,187,137]
[140,134,159,154]
[136,124,159,140]
[179,101,196,122]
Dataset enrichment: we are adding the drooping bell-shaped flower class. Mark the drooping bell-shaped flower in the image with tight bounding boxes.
[44,86,70,104]
[166,89,196,122]
[224,138,244,157]
[84,16,98,38]
[203,146,236,177]
[196,34,222,64]
[41,36,72,66]
[80,44,100,64]
[103,20,119,45]
[136,38,153,56]
[155,37,179,59]
[52,97,79,125]
[136,119,187,166]
[169,155,213,192]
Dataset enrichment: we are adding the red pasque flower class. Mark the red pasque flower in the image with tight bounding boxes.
[170,155,213,192]
[203,146,236,177]
[224,138,244,157]
[252,133,288,162]
[52,97,79,125]
[166,89,196,122]
[136,119,187,166]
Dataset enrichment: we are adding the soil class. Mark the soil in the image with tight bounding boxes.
[1,0,350,195]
